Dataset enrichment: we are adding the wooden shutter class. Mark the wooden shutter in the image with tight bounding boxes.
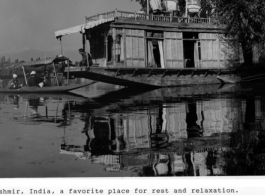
[125,29,145,67]
[200,33,242,68]
[199,33,219,68]
[164,32,184,68]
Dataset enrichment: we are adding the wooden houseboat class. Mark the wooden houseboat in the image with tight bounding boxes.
[55,0,259,88]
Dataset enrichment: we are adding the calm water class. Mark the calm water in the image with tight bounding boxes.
[1,81,265,177]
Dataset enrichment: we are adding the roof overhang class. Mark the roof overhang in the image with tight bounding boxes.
[17,56,69,68]
[55,24,86,39]
[55,17,115,39]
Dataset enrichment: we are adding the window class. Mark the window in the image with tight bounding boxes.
[107,35,113,62]
[115,35,124,62]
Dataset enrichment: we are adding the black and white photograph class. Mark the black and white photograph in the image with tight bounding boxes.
[0,0,265,193]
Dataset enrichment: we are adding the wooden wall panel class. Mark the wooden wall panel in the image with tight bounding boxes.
[132,37,138,58]
[199,33,242,68]
[125,29,145,68]
[165,39,172,68]
[165,32,184,68]
[139,38,145,59]
[176,39,184,68]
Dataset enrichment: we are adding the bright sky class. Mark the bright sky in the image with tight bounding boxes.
[0,0,141,61]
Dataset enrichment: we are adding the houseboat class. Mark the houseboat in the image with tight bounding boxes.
[55,0,260,88]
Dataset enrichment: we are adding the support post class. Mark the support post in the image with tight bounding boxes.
[147,0,149,16]
[52,62,59,86]
[22,66,28,85]
[84,33,90,67]
[60,37,63,56]
[177,70,182,77]
[82,33,86,51]
[105,37,108,67]
[67,60,70,85]
[190,69,196,77]
[113,28,116,67]
[185,0,188,17]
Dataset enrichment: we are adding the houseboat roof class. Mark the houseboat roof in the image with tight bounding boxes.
[18,56,69,68]
[55,17,115,38]
[55,10,225,38]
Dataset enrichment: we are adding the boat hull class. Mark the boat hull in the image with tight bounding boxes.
[0,82,96,93]
[66,67,235,88]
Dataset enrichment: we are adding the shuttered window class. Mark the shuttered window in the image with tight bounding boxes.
[199,33,219,68]
[199,33,241,68]
[164,32,184,68]
[125,29,145,67]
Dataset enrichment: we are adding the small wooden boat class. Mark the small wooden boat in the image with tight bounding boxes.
[217,75,241,84]
[0,82,96,93]
[1,55,96,93]
[217,73,265,84]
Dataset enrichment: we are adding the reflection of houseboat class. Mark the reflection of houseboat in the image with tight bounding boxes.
[54,0,259,87]
[60,95,265,176]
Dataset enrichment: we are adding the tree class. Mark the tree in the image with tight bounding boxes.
[1,56,6,64]
[213,0,265,64]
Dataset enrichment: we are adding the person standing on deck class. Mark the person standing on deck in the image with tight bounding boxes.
[7,74,21,89]
[28,71,44,87]
[79,48,93,67]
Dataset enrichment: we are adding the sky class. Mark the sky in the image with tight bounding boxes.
[0,0,141,62]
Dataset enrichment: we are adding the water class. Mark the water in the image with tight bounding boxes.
[1,81,265,177]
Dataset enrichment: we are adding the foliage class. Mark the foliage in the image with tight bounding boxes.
[212,0,265,63]
[132,0,265,63]
[214,0,265,50]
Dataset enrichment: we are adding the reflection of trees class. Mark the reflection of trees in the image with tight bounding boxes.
[224,130,264,176]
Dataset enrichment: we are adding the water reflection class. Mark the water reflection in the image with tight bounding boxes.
[59,86,265,176]
[1,83,265,177]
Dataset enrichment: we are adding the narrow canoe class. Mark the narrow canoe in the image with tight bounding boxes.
[0,92,89,102]
[0,82,96,93]
[217,73,265,84]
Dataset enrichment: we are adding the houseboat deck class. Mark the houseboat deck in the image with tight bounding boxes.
[86,9,218,25]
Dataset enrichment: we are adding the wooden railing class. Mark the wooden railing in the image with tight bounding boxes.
[86,11,116,22]
[85,9,217,25]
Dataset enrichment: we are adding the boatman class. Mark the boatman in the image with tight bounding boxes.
[79,48,93,67]
[7,74,21,89]
[28,71,44,87]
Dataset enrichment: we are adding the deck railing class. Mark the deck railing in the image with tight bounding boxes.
[85,9,218,25]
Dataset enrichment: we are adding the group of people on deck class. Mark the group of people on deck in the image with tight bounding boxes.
[7,71,45,89]
[6,47,92,89]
